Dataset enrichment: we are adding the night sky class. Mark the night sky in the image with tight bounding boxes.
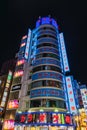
[0,0,87,84]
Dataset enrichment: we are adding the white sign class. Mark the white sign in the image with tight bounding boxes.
[80,88,87,114]
[59,33,70,72]
[24,29,31,59]
[65,76,77,114]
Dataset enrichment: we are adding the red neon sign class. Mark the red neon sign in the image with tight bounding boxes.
[27,114,33,122]
[39,113,46,123]
[20,115,26,123]
[65,115,71,124]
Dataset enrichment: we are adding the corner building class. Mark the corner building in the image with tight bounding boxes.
[14,17,74,130]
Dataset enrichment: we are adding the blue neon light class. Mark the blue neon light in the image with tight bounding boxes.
[36,17,58,29]
[30,88,65,99]
[32,71,63,81]
[42,17,50,24]
[32,58,61,67]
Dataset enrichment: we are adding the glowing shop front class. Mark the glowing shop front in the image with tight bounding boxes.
[14,112,74,130]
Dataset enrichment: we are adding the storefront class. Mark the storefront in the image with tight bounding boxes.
[14,112,74,130]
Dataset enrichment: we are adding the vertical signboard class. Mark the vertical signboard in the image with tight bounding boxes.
[80,87,87,114]
[0,71,12,108]
[24,29,31,59]
[65,76,77,114]
[59,33,70,72]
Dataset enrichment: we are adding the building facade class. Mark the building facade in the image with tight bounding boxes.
[3,17,75,130]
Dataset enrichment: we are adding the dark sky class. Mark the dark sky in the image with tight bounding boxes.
[0,0,87,84]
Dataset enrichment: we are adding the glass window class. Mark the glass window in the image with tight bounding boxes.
[9,91,19,100]
[36,53,60,60]
[33,65,62,73]
[30,100,41,107]
[37,43,58,49]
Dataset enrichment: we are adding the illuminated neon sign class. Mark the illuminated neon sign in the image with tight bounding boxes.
[7,100,19,109]
[16,59,25,66]
[30,88,65,99]
[14,70,23,77]
[36,17,58,29]
[3,120,14,130]
[22,35,27,40]
[80,88,87,114]
[24,29,31,59]
[59,33,70,72]
[20,42,26,47]
[32,71,63,81]
[0,71,12,108]
[65,76,77,114]
[15,112,73,126]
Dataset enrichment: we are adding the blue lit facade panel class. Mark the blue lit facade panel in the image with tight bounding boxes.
[30,88,65,99]
[32,71,63,82]
[36,47,59,55]
[37,30,57,36]
[32,58,61,67]
[37,37,58,45]
[37,31,57,38]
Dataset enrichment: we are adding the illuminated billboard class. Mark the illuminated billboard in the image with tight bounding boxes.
[15,112,73,126]
[7,100,19,109]
[80,87,87,114]
[16,59,25,66]
[14,70,23,77]
[65,76,77,114]
[24,29,31,59]
[59,33,70,72]
[0,71,12,108]
[3,120,14,130]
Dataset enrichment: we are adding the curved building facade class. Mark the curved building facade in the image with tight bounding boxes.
[30,22,66,111]
[14,17,74,130]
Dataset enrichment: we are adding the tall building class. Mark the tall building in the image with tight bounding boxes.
[3,35,28,130]
[3,17,75,130]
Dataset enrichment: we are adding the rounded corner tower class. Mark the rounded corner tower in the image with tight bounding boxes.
[30,16,66,112]
[14,16,74,130]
